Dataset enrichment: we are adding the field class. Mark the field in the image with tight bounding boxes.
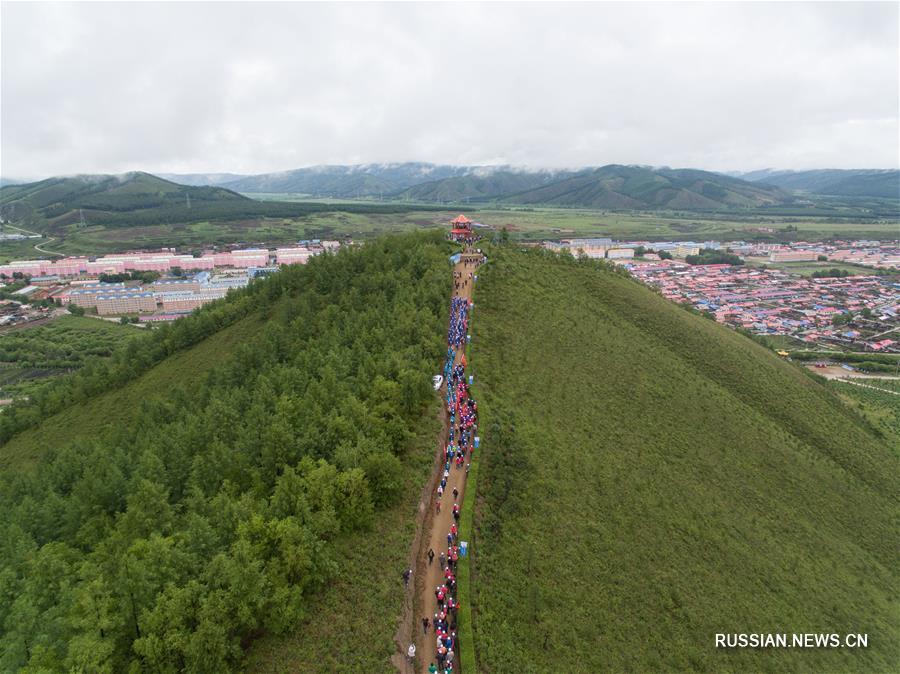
[0,237,52,264]
[1,205,897,264]
[467,247,898,671]
[832,379,900,444]
[745,259,888,277]
[0,315,139,401]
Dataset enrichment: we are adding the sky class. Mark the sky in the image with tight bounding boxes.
[2,2,898,179]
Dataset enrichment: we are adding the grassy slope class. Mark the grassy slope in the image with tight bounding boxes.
[0,313,261,472]
[469,248,898,672]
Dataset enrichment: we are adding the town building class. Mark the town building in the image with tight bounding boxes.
[96,292,157,315]
[769,250,819,262]
[607,248,635,259]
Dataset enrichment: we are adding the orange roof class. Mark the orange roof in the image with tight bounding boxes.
[451,214,472,225]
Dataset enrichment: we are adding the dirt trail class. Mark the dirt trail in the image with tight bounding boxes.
[394,254,480,673]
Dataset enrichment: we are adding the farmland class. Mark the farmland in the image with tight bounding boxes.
[466,246,898,672]
[2,205,897,265]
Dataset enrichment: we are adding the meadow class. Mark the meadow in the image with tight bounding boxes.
[467,246,897,672]
[745,259,892,277]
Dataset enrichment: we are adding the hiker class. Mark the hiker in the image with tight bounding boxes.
[428,548,435,565]
[422,616,430,634]
[429,664,438,674]
[402,568,411,587]
[439,552,446,569]
[452,487,459,500]
[407,643,416,662]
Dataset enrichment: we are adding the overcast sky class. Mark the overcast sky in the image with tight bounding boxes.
[2,2,898,179]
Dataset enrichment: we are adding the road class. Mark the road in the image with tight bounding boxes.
[831,378,900,396]
[2,222,65,257]
[807,365,900,381]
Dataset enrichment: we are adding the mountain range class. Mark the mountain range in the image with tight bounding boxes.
[153,163,900,204]
[733,169,900,199]
[2,164,897,230]
[0,172,434,231]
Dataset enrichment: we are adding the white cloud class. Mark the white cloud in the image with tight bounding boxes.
[1,1,897,179]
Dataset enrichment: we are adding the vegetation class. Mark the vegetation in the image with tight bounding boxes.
[501,165,792,209]
[833,380,900,447]
[811,267,852,278]
[467,246,897,672]
[0,232,452,672]
[398,171,570,203]
[685,249,744,265]
[0,316,139,400]
[99,271,162,284]
[740,168,900,199]
[0,172,444,233]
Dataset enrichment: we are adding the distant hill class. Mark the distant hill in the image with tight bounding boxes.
[396,169,575,202]
[157,172,250,186]
[0,171,441,231]
[0,172,246,228]
[499,164,793,209]
[216,162,476,196]
[469,246,898,672]
[738,169,900,199]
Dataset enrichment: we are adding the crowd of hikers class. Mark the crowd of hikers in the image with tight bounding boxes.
[419,247,485,674]
[403,242,485,673]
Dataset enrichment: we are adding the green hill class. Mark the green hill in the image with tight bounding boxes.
[502,164,793,209]
[0,172,443,232]
[0,172,246,226]
[740,169,900,199]
[0,232,452,672]
[213,163,473,197]
[396,170,574,203]
[467,247,898,672]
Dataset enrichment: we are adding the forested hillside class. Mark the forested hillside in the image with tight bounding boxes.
[0,232,452,672]
[503,165,791,209]
[740,169,900,199]
[468,247,898,672]
[0,172,441,231]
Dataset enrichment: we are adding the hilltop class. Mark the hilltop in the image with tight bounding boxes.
[0,172,244,230]
[467,246,898,671]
